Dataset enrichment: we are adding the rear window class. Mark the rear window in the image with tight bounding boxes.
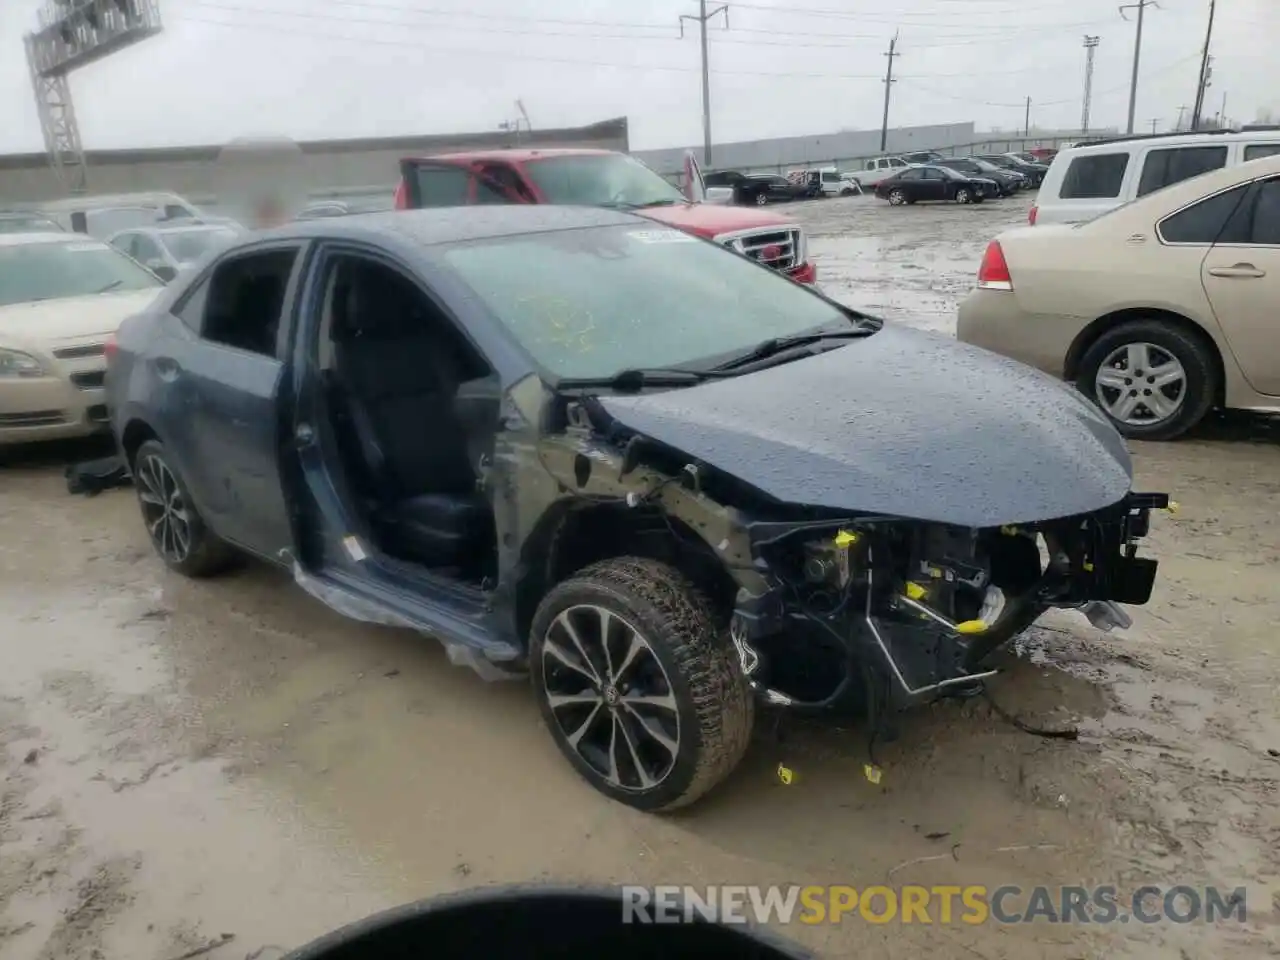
[1244,143,1280,162]
[1060,154,1129,199]
[1158,185,1249,244]
[1137,146,1227,197]
[412,166,471,207]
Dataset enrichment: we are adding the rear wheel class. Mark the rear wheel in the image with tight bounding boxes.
[1076,319,1218,440]
[887,189,907,205]
[955,187,973,204]
[529,557,754,812]
[132,439,237,577]
[754,192,769,206]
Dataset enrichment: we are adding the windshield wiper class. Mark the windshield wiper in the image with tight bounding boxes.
[713,328,875,371]
[95,280,124,294]
[557,366,732,392]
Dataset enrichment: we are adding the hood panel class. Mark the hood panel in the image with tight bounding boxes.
[0,289,162,346]
[641,203,799,237]
[599,324,1132,528]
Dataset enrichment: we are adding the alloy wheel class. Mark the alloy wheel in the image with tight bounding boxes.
[888,190,906,205]
[1094,342,1186,426]
[540,604,680,792]
[136,453,192,564]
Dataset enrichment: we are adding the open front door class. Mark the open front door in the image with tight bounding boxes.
[683,149,706,203]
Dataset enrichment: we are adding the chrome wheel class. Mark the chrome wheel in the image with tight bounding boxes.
[888,190,906,205]
[956,188,972,204]
[1095,342,1186,426]
[136,453,192,564]
[540,604,680,792]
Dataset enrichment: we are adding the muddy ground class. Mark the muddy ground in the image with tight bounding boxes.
[1,194,1278,960]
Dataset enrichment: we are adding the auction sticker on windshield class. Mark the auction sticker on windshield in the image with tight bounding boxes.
[627,229,695,244]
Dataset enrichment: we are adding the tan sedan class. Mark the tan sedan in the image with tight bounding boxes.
[1,233,163,448]
[957,153,1280,440]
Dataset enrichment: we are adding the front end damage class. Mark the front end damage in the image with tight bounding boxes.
[730,498,1166,710]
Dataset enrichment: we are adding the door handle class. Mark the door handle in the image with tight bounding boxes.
[1208,263,1266,279]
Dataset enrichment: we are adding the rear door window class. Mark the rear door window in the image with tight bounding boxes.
[1244,143,1280,162]
[411,166,472,207]
[1158,185,1250,244]
[1060,154,1130,199]
[1137,146,1228,197]
[1217,178,1280,245]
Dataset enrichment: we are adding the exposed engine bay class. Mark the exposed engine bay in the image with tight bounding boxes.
[732,500,1166,709]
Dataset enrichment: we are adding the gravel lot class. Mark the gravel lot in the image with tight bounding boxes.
[1,194,1278,960]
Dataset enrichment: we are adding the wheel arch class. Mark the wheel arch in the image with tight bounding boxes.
[120,417,161,468]
[1063,308,1227,406]
[513,500,739,652]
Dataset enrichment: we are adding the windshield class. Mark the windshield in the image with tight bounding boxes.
[522,154,686,208]
[441,225,857,379]
[0,239,162,307]
[0,216,62,235]
[160,227,237,263]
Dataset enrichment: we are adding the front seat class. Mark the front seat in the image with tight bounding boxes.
[329,277,493,574]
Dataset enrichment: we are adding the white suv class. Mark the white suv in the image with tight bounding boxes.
[1031,130,1280,226]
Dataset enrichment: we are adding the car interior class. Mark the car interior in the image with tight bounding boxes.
[315,255,499,586]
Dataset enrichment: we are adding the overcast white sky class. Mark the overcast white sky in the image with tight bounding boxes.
[0,0,1275,154]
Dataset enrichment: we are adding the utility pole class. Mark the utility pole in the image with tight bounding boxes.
[1024,96,1031,136]
[1081,36,1100,136]
[879,32,900,152]
[1219,90,1227,128]
[1191,0,1216,130]
[1148,117,1160,133]
[1175,104,1189,130]
[1120,0,1158,135]
[679,1,728,167]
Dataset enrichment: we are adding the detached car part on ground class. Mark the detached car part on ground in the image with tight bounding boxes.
[107,207,1167,812]
[959,152,1280,440]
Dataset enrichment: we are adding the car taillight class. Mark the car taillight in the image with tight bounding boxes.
[393,179,408,210]
[1028,204,1038,225]
[977,241,1013,291]
[103,334,118,361]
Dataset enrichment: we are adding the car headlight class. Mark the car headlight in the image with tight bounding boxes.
[0,348,47,378]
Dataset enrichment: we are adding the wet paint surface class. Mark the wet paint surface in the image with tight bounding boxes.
[2,199,1279,959]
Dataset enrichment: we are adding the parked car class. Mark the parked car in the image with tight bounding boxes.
[902,151,945,164]
[874,165,995,204]
[786,167,845,198]
[1030,129,1280,225]
[737,174,810,205]
[38,191,208,239]
[702,169,747,205]
[296,200,351,220]
[935,158,1023,196]
[107,223,241,281]
[394,149,816,283]
[1025,147,1059,162]
[853,155,912,189]
[106,206,1166,809]
[977,155,1049,187]
[958,153,1280,440]
[0,232,163,449]
[0,212,64,234]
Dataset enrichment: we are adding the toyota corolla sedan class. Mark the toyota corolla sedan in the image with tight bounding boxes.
[107,207,1166,811]
[1,232,163,449]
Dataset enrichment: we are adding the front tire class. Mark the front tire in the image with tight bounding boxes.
[1076,319,1218,440]
[754,192,769,206]
[529,557,754,812]
[955,187,973,204]
[887,189,907,205]
[131,439,237,577]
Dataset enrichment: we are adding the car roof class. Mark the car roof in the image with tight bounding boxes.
[0,231,103,247]
[1062,128,1280,157]
[405,148,615,163]
[251,205,645,247]
[38,191,192,212]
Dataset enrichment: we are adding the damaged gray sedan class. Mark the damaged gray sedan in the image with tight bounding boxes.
[106,206,1168,811]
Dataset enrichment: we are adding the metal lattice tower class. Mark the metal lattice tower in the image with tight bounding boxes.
[23,0,163,194]
[1081,35,1101,136]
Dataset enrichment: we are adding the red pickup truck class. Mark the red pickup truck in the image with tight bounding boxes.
[393,148,816,284]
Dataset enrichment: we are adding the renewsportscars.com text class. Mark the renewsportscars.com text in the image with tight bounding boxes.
[621,884,1249,926]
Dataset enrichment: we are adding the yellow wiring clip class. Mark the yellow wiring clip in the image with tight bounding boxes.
[1083,560,1095,572]
[1000,525,1020,536]
[834,530,860,548]
[905,582,927,601]
[777,763,795,785]
[1165,500,1180,514]
[863,763,882,785]
[954,619,989,635]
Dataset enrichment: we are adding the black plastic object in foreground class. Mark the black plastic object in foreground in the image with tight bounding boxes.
[283,885,815,960]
